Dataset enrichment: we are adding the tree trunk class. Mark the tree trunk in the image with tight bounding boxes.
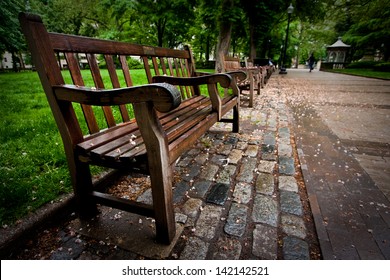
[215,0,234,73]
[249,23,256,60]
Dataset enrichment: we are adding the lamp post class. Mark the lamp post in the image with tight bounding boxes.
[279,3,294,74]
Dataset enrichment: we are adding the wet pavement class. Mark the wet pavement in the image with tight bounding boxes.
[1,69,389,260]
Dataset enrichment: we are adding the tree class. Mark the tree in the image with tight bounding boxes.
[341,0,390,61]
[215,0,242,72]
[133,0,196,48]
[0,0,25,71]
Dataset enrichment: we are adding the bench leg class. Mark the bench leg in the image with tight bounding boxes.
[69,160,98,218]
[233,103,240,133]
[150,163,176,244]
[249,72,254,108]
[133,103,176,244]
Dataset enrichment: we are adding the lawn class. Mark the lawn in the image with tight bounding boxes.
[0,68,217,226]
[328,68,390,80]
[0,69,155,226]
[0,71,71,226]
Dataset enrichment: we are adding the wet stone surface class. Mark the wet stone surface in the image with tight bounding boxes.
[280,191,303,216]
[224,203,248,237]
[206,183,231,206]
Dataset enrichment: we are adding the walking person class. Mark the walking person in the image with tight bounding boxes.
[308,53,315,72]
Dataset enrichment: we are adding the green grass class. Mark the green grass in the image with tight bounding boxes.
[0,71,71,225]
[0,68,219,226]
[328,68,390,80]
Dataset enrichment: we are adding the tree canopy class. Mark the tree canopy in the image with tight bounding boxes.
[1,0,389,71]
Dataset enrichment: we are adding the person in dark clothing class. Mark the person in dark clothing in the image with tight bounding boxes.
[308,53,315,72]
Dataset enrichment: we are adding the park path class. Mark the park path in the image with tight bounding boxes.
[282,69,390,259]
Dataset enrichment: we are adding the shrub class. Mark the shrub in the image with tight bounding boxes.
[346,61,390,72]
[127,57,143,69]
[346,61,378,69]
[373,62,390,72]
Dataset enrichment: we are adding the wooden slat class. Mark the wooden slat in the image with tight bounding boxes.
[65,52,100,134]
[78,96,211,162]
[168,113,219,163]
[151,57,160,76]
[104,54,130,122]
[142,56,153,83]
[173,58,186,99]
[90,129,142,158]
[167,58,174,76]
[179,59,191,98]
[184,59,195,97]
[159,57,167,75]
[86,53,117,127]
[119,55,133,87]
[78,120,137,151]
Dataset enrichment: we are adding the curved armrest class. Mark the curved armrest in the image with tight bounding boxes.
[152,73,235,121]
[53,83,181,113]
[225,70,247,82]
[152,73,232,89]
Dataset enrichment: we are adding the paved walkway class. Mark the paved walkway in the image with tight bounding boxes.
[1,69,389,260]
[284,69,390,259]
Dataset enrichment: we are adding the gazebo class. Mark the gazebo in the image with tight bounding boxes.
[321,37,351,70]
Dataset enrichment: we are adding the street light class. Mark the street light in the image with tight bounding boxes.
[279,3,294,74]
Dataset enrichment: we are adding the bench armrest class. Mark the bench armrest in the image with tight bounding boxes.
[152,74,234,120]
[225,70,247,82]
[152,73,232,88]
[53,83,181,113]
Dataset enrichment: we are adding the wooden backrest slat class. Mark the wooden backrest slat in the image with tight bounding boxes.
[159,57,167,75]
[86,53,116,128]
[179,59,192,98]
[119,55,133,87]
[65,52,100,134]
[104,54,131,122]
[142,56,153,83]
[167,58,174,76]
[104,54,121,88]
[184,59,196,97]
[171,58,185,98]
[151,57,161,76]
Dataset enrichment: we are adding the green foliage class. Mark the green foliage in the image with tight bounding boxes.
[346,61,390,72]
[132,0,196,47]
[126,57,144,69]
[0,0,25,59]
[334,0,390,61]
[374,63,390,72]
[346,61,379,69]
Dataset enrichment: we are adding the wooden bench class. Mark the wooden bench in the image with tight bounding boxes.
[251,58,276,85]
[19,13,241,244]
[223,56,260,108]
[246,59,266,88]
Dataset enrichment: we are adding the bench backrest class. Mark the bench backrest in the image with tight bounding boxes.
[19,13,199,139]
[224,56,242,71]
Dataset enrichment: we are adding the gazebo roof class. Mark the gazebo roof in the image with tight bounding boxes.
[328,37,351,48]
